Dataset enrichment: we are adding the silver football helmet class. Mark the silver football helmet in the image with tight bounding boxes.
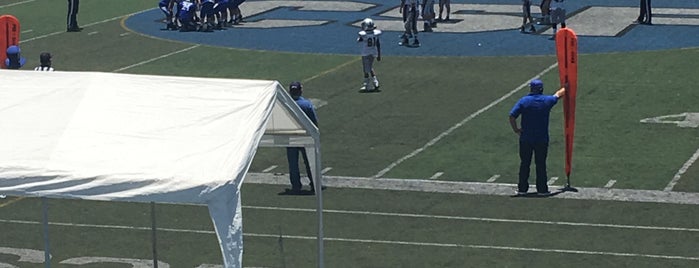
[361,18,375,31]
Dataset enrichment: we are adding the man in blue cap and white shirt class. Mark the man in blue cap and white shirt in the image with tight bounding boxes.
[509,79,566,196]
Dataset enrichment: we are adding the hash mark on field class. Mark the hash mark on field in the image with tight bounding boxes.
[120,32,130,37]
[665,147,699,192]
[487,175,500,182]
[87,31,98,36]
[321,167,333,174]
[604,180,617,188]
[429,172,444,180]
[373,63,559,178]
[262,165,278,173]
[113,45,200,72]
[21,29,33,34]
[547,177,559,185]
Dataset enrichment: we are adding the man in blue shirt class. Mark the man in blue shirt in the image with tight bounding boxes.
[285,81,319,195]
[5,45,26,69]
[509,79,565,196]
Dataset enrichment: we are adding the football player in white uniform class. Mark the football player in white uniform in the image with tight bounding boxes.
[357,18,382,91]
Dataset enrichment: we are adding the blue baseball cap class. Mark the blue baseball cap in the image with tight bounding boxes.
[530,79,544,93]
[289,81,302,91]
[6,45,20,55]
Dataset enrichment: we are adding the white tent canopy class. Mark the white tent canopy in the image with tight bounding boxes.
[0,70,323,267]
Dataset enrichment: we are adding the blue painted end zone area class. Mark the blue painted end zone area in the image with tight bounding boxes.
[125,0,699,56]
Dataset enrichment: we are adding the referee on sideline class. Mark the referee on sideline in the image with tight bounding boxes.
[67,0,82,32]
[34,52,54,71]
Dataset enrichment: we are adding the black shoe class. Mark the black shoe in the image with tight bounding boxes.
[67,27,83,32]
[642,21,653,25]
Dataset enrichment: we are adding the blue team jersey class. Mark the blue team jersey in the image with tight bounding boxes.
[509,93,559,143]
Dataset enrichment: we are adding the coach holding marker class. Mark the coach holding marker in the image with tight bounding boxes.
[509,79,566,196]
[67,0,82,32]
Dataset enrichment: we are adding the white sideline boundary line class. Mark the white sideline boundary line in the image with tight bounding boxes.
[373,63,559,178]
[244,172,699,205]
[1,210,697,262]
[665,147,699,191]
[258,233,699,261]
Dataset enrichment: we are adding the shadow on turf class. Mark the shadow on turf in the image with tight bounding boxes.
[277,186,327,196]
[510,190,565,198]
[358,89,381,93]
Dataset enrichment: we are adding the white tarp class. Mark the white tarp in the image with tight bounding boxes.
[0,70,321,267]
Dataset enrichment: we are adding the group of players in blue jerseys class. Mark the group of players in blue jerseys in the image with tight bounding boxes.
[158,0,246,32]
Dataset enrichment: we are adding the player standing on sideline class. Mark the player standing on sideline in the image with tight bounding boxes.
[635,0,652,25]
[66,0,82,32]
[520,0,536,33]
[34,52,54,71]
[399,0,420,47]
[437,0,450,21]
[357,18,382,91]
[422,0,436,32]
[549,0,566,40]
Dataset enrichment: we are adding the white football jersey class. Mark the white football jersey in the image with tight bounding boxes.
[358,29,382,56]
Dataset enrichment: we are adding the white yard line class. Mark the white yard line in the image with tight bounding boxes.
[664,147,699,192]
[373,63,559,178]
[0,0,35,9]
[22,9,150,43]
[245,205,699,233]
[112,45,200,72]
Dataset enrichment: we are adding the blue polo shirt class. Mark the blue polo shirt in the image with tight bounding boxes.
[509,92,559,143]
[294,96,318,126]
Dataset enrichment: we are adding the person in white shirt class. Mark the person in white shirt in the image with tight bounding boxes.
[357,18,382,91]
[34,52,54,71]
